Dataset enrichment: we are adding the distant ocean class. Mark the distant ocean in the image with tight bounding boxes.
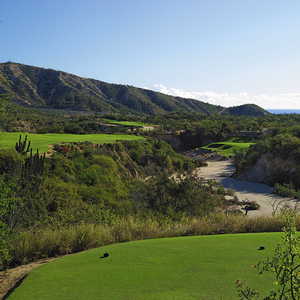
[268,109,300,114]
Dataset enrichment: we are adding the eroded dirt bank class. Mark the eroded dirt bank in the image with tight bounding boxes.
[0,258,55,299]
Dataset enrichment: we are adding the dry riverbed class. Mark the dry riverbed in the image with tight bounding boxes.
[195,160,298,217]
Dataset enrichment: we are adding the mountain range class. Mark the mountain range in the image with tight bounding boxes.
[0,62,269,116]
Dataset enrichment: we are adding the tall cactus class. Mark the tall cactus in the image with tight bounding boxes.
[21,149,46,180]
[15,135,31,154]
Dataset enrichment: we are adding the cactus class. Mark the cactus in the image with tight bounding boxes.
[21,149,46,186]
[15,135,31,154]
[14,135,45,178]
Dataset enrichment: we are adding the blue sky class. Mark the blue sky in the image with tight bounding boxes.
[1,0,300,108]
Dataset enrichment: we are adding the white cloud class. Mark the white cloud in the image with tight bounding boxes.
[152,84,300,109]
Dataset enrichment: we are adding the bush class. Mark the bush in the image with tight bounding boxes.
[274,183,300,199]
[0,149,23,176]
[131,174,227,218]
[0,222,11,270]
[242,200,260,212]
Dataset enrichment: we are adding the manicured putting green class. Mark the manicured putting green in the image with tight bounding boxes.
[9,233,280,300]
[0,132,144,153]
[202,141,254,157]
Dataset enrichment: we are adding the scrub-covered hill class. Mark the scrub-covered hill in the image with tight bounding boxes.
[0,62,221,115]
[221,104,270,117]
[0,62,269,116]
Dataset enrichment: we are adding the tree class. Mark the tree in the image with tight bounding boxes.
[0,178,17,270]
[236,210,300,299]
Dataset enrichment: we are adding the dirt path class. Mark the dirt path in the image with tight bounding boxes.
[195,160,298,217]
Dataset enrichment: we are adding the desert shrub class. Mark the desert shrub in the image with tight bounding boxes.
[274,183,300,199]
[47,153,76,182]
[242,200,260,211]
[0,221,11,270]
[40,177,81,213]
[0,149,23,176]
[131,173,226,218]
[121,139,194,173]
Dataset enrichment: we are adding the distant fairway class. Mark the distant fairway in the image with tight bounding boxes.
[102,119,150,127]
[201,141,255,157]
[0,132,144,153]
[9,233,279,300]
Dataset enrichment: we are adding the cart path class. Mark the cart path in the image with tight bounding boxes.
[195,161,298,217]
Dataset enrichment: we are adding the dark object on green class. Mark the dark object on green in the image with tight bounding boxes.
[257,246,265,250]
[100,252,109,258]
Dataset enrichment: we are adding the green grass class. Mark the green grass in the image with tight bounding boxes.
[0,132,144,153]
[201,141,255,157]
[9,233,279,300]
[102,119,150,127]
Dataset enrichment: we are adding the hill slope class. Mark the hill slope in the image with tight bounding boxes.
[221,104,270,116]
[0,62,269,116]
[0,62,222,115]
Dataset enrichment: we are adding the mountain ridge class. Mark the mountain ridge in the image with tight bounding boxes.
[0,62,269,116]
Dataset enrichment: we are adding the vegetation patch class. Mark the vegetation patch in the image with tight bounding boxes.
[274,183,300,199]
[235,132,300,189]
[8,233,278,300]
[0,132,144,153]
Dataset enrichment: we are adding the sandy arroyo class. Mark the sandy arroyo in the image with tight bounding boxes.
[195,160,298,217]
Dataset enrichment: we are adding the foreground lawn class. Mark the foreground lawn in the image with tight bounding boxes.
[201,141,255,157]
[0,132,144,153]
[9,233,279,300]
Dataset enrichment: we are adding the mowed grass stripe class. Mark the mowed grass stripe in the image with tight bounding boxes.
[202,141,255,157]
[0,132,144,153]
[9,233,279,300]
[102,119,151,127]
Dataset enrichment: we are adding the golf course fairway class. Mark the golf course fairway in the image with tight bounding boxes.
[0,132,144,153]
[8,233,280,300]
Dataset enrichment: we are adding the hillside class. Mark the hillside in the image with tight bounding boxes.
[0,62,269,116]
[0,62,222,115]
[221,104,270,116]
